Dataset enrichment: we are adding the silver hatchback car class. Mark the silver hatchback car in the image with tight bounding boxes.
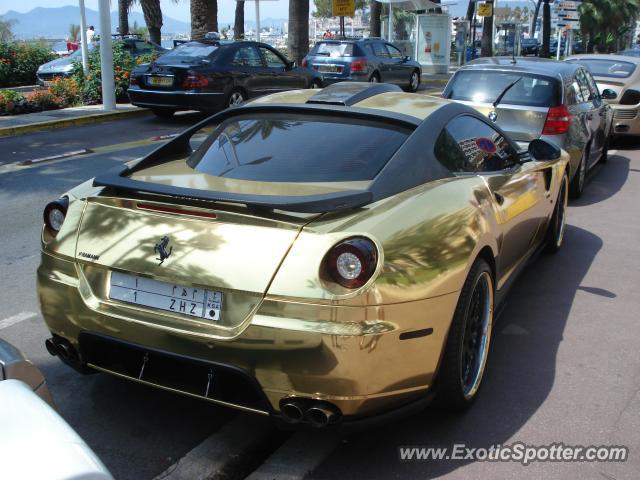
[443,57,614,198]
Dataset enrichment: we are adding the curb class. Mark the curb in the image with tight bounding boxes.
[0,107,151,138]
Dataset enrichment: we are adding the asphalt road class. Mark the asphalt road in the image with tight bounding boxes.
[1,115,639,479]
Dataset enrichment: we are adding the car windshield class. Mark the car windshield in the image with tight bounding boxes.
[156,41,218,63]
[567,59,636,78]
[312,42,355,57]
[444,70,559,107]
[187,114,410,182]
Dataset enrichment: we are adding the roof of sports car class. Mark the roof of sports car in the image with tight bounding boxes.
[249,82,449,121]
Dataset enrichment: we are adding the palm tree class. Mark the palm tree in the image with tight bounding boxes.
[118,0,130,35]
[140,0,163,44]
[481,4,494,57]
[191,0,218,40]
[541,0,550,57]
[234,0,245,40]
[69,24,81,43]
[370,0,381,37]
[288,0,310,65]
[580,0,639,52]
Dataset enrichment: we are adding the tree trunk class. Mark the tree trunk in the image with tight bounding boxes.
[118,0,130,36]
[191,0,218,40]
[370,0,381,37]
[531,0,541,40]
[481,2,493,57]
[234,1,245,40]
[541,0,550,57]
[141,0,163,45]
[288,0,309,65]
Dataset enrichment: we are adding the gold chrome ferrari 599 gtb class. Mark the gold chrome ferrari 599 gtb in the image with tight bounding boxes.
[37,82,569,428]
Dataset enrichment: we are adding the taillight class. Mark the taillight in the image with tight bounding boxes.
[542,105,572,135]
[182,71,209,89]
[43,197,69,235]
[302,57,308,68]
[325,237,378,289]
[350,59,367,72]
[129,76,138,86]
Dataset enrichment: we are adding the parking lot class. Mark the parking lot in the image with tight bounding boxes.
[0,110,639,478]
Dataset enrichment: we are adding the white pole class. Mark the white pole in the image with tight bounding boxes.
[78,0,89,75]
[388,5,392,41]
[556,28,561,60]
[255,0,260,42]
[98,0,116,111]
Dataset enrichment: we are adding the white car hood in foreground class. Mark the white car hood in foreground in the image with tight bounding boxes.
[0,379,113,480]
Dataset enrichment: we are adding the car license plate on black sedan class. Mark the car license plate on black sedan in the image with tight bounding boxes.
[109,271,222,321]
[147,75,174,87]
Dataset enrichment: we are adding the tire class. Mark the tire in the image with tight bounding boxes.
[369,72,380,83]
[226,89,246,108]
[309,79,322,89]
[407,70,420,92]
[544,173,569,254]
[599,138,609,164]
[569,148,588,199]
[434,258,494,411]
[151,108,175,118]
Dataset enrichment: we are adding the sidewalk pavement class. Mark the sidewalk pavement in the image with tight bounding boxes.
[0,104,150,138]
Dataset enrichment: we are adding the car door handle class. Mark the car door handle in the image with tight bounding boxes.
[494,192,505,205]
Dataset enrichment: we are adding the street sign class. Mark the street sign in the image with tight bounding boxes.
[332,0,356,17]
[477,3,493,17]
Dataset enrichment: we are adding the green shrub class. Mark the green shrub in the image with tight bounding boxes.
[72,42,136,104]
[0,78,79,115]
[0,42,56,87]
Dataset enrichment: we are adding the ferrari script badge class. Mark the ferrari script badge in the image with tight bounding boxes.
[154,236,172,265]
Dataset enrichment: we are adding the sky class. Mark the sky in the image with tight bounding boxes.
[0,1,299,22]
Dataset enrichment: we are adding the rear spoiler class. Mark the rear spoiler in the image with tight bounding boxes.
[92,100,419,214]
[93,165,372,213]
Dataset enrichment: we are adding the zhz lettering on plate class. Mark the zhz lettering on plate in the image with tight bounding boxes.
[109,271,222,321]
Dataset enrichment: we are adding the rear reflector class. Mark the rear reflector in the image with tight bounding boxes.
[542,105,572,135]
[137,203,217,219]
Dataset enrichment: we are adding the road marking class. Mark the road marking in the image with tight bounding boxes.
[0,311,37,330]
[17,149,93,166]
[246,431,340,480]
[153,414,278,480]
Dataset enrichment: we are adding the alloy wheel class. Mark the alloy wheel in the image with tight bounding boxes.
[410,72,419,91]
[460,271,494,400]
[228,91,244,107]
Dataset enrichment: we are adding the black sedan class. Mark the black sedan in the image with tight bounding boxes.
[128,38,323,117]
[520,38,539,56]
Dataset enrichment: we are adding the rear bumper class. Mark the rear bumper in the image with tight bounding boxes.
[319,72,370,84]
[37,250,458,423]
[127,88,226,112]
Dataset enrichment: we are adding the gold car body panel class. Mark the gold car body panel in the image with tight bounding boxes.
[37,89,569,418]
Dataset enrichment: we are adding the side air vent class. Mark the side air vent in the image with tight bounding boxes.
[619,89,640,106]
[306,82,402,107]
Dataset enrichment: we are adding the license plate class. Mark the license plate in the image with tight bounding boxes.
[147,75,174,87]
[109,271,222,321]
[318,65,340,73]
[43,80,56,87]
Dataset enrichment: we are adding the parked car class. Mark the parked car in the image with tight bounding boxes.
[618,48,640,57]
[443,57,612,198]
[521,38,539,56]
[38,82,569,427]
[0,337,53,406]
[0,338,113,479]
[128,36,323,117]
[566,54,640,138]
[36,38,165,86]
[302,38,422,91]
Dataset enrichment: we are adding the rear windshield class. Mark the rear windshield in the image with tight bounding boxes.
[187,115,410,182]
[566,59,636,78]
[522,39,538,46]
[444,70,559,107]
[156,42,218,63]
[312,42,355,57]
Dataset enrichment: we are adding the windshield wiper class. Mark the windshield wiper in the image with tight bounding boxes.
[493,77,522,108]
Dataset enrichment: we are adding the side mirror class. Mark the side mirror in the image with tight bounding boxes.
[286,61,296,70]
[403,55,411,62]
[601,88,617,100]
[528,139,561,161]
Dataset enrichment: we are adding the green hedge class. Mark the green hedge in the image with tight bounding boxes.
[0,42,56,87]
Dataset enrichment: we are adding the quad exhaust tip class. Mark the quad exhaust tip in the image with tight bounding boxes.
[279,398,341,427]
